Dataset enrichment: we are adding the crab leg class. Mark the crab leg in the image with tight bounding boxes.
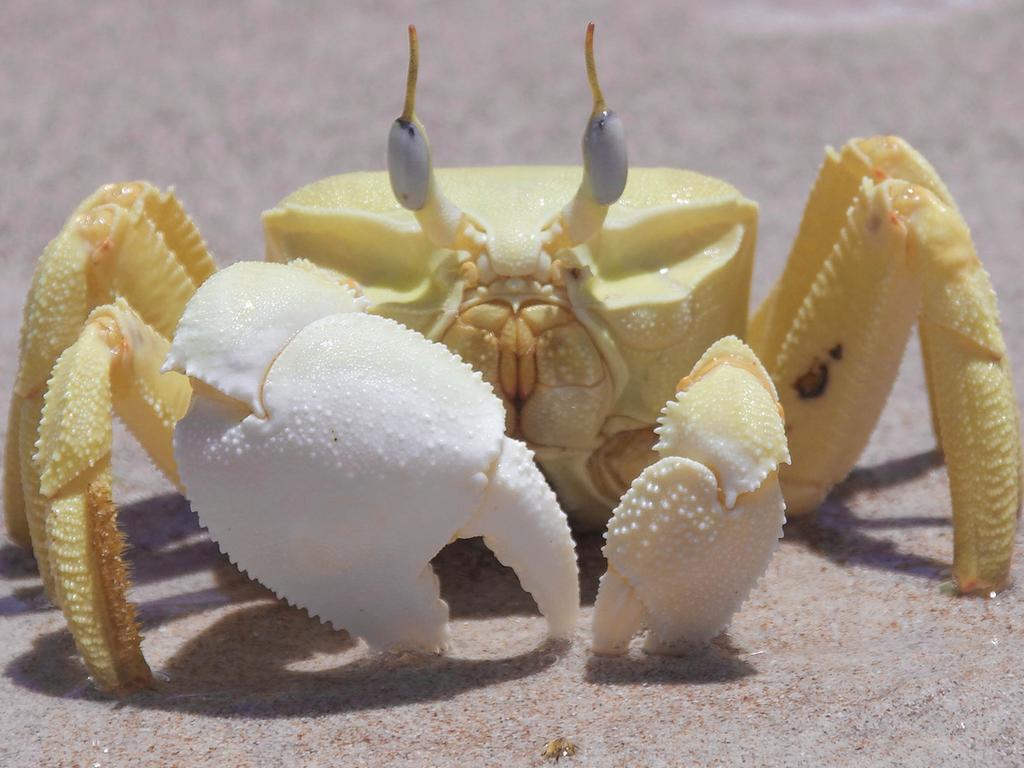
[5,183,211,586]
[2,183,212,691]
[34,301,192,691]
[749,138,1020,593]
[906,190,1020,593]
[460,438,581,638]
[592,337,789,654]
[5,200,98,577]
[4,394,41,551]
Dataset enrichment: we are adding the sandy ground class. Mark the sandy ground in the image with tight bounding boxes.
[2,1,1023,766]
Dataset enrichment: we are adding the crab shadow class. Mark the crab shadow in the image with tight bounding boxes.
[4,449,950,709]
[585,635,754,685]
[4,492,585,715]
[784,448,952,582]
[0,543,48,615]
[10,603,571,717]
[0,493,227,619]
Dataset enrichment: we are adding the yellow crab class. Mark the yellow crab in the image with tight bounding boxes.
[4,25,1020,691]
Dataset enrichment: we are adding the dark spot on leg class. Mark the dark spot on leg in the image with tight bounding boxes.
[794,359,829,399]
[829,344,843,361]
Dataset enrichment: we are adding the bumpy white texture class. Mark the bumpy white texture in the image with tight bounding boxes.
[593,336,787,654]
[599,458,785,652]
[174,302,578,651]
[462,437,580,637]
[165,261,363,416]
[656,338,789,508]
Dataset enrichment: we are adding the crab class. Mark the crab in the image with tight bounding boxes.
[4,24,1021,691]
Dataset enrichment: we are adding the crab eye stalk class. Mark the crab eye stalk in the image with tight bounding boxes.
[387,119,431,211]
[582,23,627,206]
[544,23,629,251]
[386,26,487,253]
[388,26,430,210]
[582,107,628,207]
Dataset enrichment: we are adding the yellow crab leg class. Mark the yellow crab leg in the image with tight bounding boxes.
[12,183,209,403]
[105,302,194,485]
[5,392,50,600]
[3,395,32,549]
[5,182,209,593]
[46,460,150,691]
[754,179,922,514]
[904,189,1020,593]
[6,202,97,562]
[748,137,954,358]
[749,138,1020,594]
[35,302,191,691]
[749,137,955,442]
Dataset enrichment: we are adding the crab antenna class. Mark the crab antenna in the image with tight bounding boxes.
[544,22,628,251]
[401,24,418,122]
[387,26,485,253]
[585,22,606,115]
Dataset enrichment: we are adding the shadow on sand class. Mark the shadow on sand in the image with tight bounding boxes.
[784,449,952,583]
[3,447,951,710]
[4,492,584,715]
[585,635,754,685]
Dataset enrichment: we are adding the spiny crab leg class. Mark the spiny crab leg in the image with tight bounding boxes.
[3,181,211,690]
[592,336,789,655]
[5,182,212,602]
[36,300,192,691]
[749,137,1021,594]
[168,262,579,652]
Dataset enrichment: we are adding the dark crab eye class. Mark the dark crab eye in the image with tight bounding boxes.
[388,118,431,211]
[583,108,627,205]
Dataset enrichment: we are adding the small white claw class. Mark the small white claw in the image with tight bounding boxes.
[592,336,788,654]
[595,458,785,653]
[656,339,790,508]
[591,569,644,656]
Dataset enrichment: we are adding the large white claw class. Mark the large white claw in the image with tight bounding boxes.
[592,336,789,655]
[168,262,578,652]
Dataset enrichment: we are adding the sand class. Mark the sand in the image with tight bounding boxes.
[2,2,1022,766]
